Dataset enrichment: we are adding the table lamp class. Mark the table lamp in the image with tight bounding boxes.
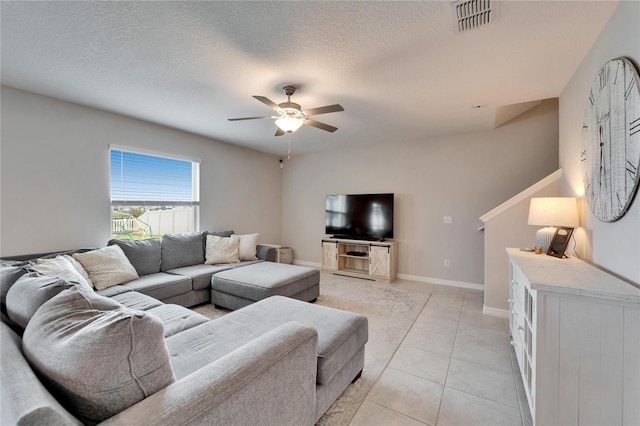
[527,197,579,253]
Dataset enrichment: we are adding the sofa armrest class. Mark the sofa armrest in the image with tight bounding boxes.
[100,322,318,426]
[257,244,279,262]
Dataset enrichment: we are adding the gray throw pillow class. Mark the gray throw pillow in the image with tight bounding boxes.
[6,272,74,329]
[0,265,27,313]
[22,285,175,425]
[108,238,161,276]
[160,233,205,271]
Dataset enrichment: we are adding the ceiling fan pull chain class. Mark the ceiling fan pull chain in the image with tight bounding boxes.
[288,134,292,160]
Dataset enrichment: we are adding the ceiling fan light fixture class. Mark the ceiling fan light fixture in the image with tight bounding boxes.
[275,116,304,133]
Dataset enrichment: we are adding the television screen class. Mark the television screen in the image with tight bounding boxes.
[325,193,394,240]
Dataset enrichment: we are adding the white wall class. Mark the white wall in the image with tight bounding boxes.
[281,99,559,286]
[483,174,561,312]
[0,86,282,256]
[559,1,640,285]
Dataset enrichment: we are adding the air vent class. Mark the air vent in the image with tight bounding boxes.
[451,0,494,33]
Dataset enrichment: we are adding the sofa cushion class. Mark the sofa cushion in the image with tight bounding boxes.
[202,230,234,238]
[1,322,82,426]
[235,233,259,261]
[166,263,236,291]
[108,238,161,276]
[147,304,209,338]
[166,296,367,385]
[95,284,134,298]
[0,265,26,314]
[6,273,75,329]
[22,286,175,425]
[161,233,204,271]
[72,245,139,290]
[109,291,164,311]
[205,235,240,265]
[32,256,93,289]
[121,272,192,301]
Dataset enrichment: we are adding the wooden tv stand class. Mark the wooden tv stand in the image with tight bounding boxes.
[321,238,397,283]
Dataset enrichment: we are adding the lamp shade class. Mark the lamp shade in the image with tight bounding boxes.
[528,197,579,227]
[275,116,304,133]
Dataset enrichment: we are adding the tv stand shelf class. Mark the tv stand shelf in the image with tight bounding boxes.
[322,238,397,283]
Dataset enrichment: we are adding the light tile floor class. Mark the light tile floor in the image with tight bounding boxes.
[349,282,533,426]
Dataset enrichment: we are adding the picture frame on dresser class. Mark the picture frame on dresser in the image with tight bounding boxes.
[546,226,573,258]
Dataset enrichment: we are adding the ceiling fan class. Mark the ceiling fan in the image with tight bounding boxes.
[228,85,344,136]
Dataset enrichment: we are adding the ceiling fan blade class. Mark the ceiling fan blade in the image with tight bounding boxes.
[275,128,285,137]
[305,119,338,133]
[228,116,273,121]
[303,104,344,116]
[253,96,282,111]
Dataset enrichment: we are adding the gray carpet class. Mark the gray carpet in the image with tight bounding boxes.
[193,272,431,426]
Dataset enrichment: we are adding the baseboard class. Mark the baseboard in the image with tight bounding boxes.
[293,260,484,291]
[395,273,484,291]
[482,305,509,318]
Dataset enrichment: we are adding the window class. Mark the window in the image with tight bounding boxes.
[110,147,200,239]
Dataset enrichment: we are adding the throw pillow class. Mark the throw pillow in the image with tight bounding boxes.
[235,233,259,261]
[205,235,240,264]
[33,255,93,289]
[108,238,161,276]
[22,285,175,424]
[63,254,94,288]
[201,230,234,253]
[160,233,204,271]
[0,265,27,313]
[72,245,139,291]
[6,273,74,329]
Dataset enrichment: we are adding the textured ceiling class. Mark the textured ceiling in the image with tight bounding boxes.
[1,1,618,156]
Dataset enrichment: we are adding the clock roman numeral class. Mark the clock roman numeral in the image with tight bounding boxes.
[599,67,609,90]
[588,90,594,105]
[580,149,587,161]
[630,117,640,136]
[626,79,636,100]
[628,161,638,177]
[614,61,621,85]
[617,192,623,209]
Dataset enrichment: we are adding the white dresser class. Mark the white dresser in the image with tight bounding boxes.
[507,248,640,425]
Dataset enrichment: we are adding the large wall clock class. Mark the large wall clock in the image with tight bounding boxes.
[581,57,640,222]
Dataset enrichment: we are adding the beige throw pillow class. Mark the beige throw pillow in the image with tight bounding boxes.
[73,245,139,291]
[34,256,92,290]
[235,233,259,261]
[64,254,95,288]
[205,235,240,264]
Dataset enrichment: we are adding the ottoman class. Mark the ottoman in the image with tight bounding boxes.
[211,261,320,310]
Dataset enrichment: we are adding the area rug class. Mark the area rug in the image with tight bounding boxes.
[193,272,430,426]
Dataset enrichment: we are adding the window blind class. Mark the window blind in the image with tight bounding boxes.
[110,149,200,206]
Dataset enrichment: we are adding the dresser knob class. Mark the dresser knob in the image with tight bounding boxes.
[510,340,516,346]
[508,298,513,303]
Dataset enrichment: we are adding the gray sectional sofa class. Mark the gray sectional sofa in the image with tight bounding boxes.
[0,232,368,425]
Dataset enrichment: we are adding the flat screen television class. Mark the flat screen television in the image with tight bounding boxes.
[325,193,394,241]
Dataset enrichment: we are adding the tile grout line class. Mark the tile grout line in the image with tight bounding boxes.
[346,291,433,424]
[508,343,529,426]
[433,292,464,426]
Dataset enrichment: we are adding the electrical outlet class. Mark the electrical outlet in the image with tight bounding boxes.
[444,259,451,267]
[443,216,452,224]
